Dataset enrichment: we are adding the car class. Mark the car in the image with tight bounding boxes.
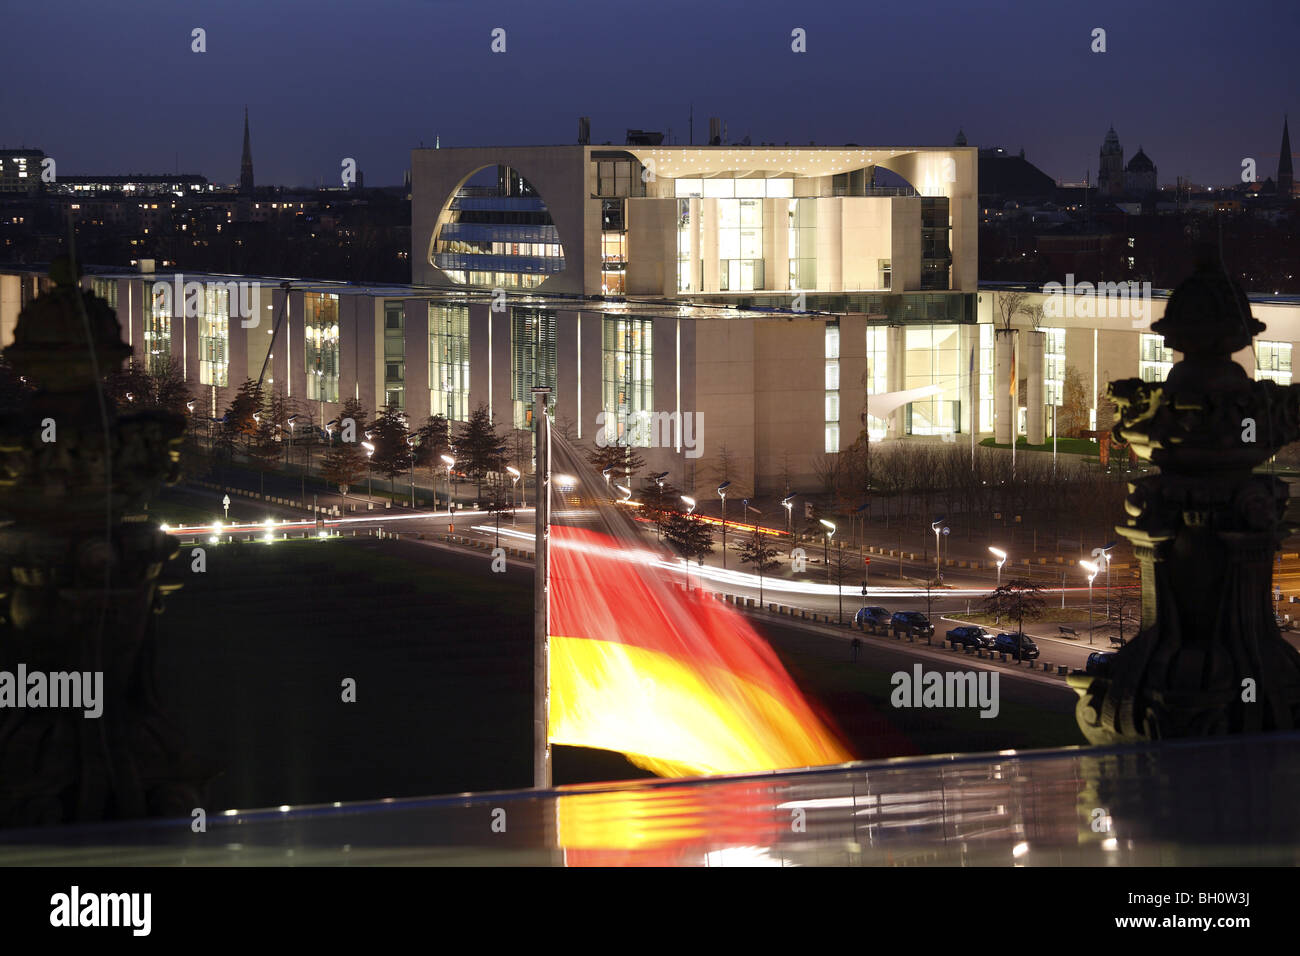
[994,632,1039,660]
[891,611,935,639]
[855,605,893,633]
[1085,651,1116,676]
[946,625,996,649]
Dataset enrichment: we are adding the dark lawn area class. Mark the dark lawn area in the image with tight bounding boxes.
[155,537,1079,813]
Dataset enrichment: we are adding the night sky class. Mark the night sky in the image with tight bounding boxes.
[2,0,1295,188]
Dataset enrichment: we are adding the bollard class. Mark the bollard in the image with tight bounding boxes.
[1057,665,1069,676]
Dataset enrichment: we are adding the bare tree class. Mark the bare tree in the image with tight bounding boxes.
[996,291,1028,331]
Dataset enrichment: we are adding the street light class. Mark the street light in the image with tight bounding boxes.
[616,484,632,501]
[821,518,841,622]
[782,493,796,541]
[820,518,836,581]
[1097,543,1115,619]
[989,546,1008,588]
[989,546,1008,624]
[440,454,456,515]
[361,441,375,500]
[1080,559,1100,645]
[932,518,949,582]
[718,481,731,568]
[406,435,417,508]
[650,472,669,541]
[681,495,696,515]
[602,466,613,489]
[507,466,521,509]
[286,414,298,469]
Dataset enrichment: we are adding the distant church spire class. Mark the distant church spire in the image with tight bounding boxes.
[240,106,255,195]
[1279,115,1294,199]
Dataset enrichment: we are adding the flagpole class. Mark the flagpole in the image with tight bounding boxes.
[1010,333,1017,479]
[533,386,552,790]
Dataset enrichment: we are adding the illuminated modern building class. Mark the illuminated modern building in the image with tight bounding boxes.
[411,144,979,296]
[4,139,1299,494]
[4,261,1300,494]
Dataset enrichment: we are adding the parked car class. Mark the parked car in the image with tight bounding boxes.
[1085,651,1116,676]
[891,611,935,639]
[946,625,996,649]
[855,606,892,633]
[994,632,1039,660]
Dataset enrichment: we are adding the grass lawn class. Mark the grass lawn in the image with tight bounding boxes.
[154,536,1081,811]
[954,607,1094,627]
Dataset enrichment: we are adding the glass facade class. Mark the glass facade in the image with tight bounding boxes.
[920,198,952,291]
[1043,327,1066,406]
[677,200,695,293]
[825,321,840,453]
[979,323,994,432]
[429,303,470,422]
[904,325,961,435]
[1257,340,1292,385]
[601,199,627,295]
[384,301,405,411]
[718,198,763,292]
[511,307,557,429]
[1139,333,1173,383]
[788,199,817,290]
[198,287,229,388]
[601,316,654,445]
[91,277,118,313]
[864,326,889,440]
[144,285,172,376]
[673,178,793,199]
[305,292,340,404]
[433,166,563,289]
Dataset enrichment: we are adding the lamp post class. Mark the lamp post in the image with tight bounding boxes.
[932,518,949,582]
[650,471,669,541]
[680,495,697,591]
[782,493,795,542]
[287,415,298,472]
[361,441,374,500]
[441,454,455,515]
[507,466,521,519]
[820,518,839,621]
[602,466,613,490]
[989,546,1007,588]
[989,546,1007,624]
[532,387,552,790]
[406,435,417,508]
[718,481,731,568]
[1097,542,1115,620]
[1081,559,1100,645]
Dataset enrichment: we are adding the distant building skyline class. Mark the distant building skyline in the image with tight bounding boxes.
[1,0,1294,189]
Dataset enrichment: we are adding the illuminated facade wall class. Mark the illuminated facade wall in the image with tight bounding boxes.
[429,302,471,422]
[197,287,229,388]
[601,315,653,444]
[511,307,557,429]
[305,292,340,404]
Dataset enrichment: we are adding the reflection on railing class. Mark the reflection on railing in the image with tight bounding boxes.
[3,732,1298,866]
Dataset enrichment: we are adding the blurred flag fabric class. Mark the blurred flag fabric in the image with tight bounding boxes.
[548,524,852,778]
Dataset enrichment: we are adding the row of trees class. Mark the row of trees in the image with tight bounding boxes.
[811,438,1131,554]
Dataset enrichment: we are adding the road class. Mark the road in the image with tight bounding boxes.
[165,477,1300,672]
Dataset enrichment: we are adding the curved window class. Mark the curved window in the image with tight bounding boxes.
[432,166,564,289]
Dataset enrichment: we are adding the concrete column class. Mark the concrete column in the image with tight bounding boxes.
[701,199,718,293]
[994,328,1015,445]
[1024,330,1045,445]
[886,324,906,437]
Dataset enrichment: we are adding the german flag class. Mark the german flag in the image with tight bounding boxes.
[549,525,852,778]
